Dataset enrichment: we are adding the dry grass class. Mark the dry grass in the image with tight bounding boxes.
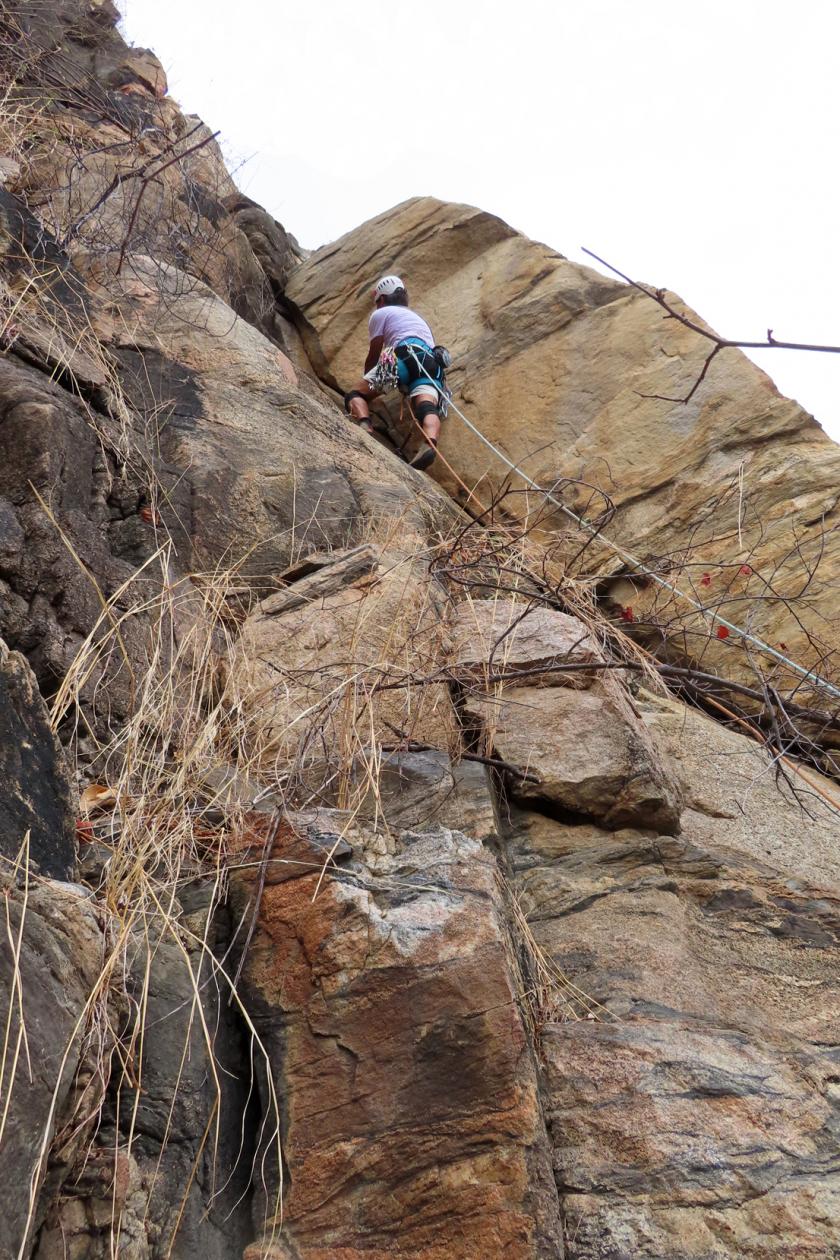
[507,885,616,1029]
[0,31,290,1249]
[0,538,289,1257]
[0,833,32,1157]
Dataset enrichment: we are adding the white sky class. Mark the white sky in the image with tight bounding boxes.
[119,0,840,440]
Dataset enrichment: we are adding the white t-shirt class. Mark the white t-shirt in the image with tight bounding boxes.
[369,305,434,348]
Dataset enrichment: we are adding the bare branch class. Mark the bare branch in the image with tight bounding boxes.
[582,247,840,404]
[115,130,221,276]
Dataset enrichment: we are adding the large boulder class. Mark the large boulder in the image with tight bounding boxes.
[0,348,163,741]
[466,682,683,834]
[448,597,605,688]
[455,601,683,835]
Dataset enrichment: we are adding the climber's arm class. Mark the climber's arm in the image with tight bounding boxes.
[364,335,384,374]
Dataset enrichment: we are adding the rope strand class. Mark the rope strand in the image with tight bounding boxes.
[403,345,840,703]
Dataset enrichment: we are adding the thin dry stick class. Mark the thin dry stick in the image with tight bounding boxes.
[583,247,840,405]
[311,805,366,903]
[115,130,221,275]
[164,1096,220,1259]
[702,693,840,814]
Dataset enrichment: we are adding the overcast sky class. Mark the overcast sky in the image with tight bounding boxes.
[119,0,840,440]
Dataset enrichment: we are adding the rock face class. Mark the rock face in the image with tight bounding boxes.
[107,254,457,587]
[0,878,103,1260]
[0,638,75,877]
[0,7,459,743]
[642,688,840,890]
[286,197,840,703]
[1,3,840,1259]
[456,601,683,835]
[501,693,840,1259]
[513,817,840,1259]
[233,815,564,1260]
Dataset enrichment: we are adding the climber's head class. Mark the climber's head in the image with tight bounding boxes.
[373,274,409,308]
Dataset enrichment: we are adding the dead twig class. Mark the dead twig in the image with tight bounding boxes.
[582,247,840,405]
[115,130,220,276]
[378,740,540,783]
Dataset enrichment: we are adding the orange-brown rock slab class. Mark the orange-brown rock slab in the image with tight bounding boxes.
[234,821,563,1258]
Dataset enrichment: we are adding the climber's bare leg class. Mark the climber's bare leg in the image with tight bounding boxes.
[412,391,441,443]
[348,380,377,425]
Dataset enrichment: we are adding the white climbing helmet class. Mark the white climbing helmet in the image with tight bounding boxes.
[373,274,404,299]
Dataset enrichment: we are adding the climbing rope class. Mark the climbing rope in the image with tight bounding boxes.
[404,345,840,704]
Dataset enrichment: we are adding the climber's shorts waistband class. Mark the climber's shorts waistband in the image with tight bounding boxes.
[395,338,442,398]
[364,338,443,399]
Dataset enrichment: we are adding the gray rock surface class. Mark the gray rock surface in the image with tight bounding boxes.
[468,681,682,834]
[35,893,258,1260]
[640,687,840,890]
[500,708,840,1258]
[0,639,75,878]
[0,879,103,1260]
[369,750,498,841]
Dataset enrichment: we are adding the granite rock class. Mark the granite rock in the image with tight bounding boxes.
[234,818,564,1259]
[286,196,840,707]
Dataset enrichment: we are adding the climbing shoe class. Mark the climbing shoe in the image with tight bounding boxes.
[358,419,375,436]
[409,442,437,472]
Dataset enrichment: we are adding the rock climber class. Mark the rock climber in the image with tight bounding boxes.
[343,275,449,472]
